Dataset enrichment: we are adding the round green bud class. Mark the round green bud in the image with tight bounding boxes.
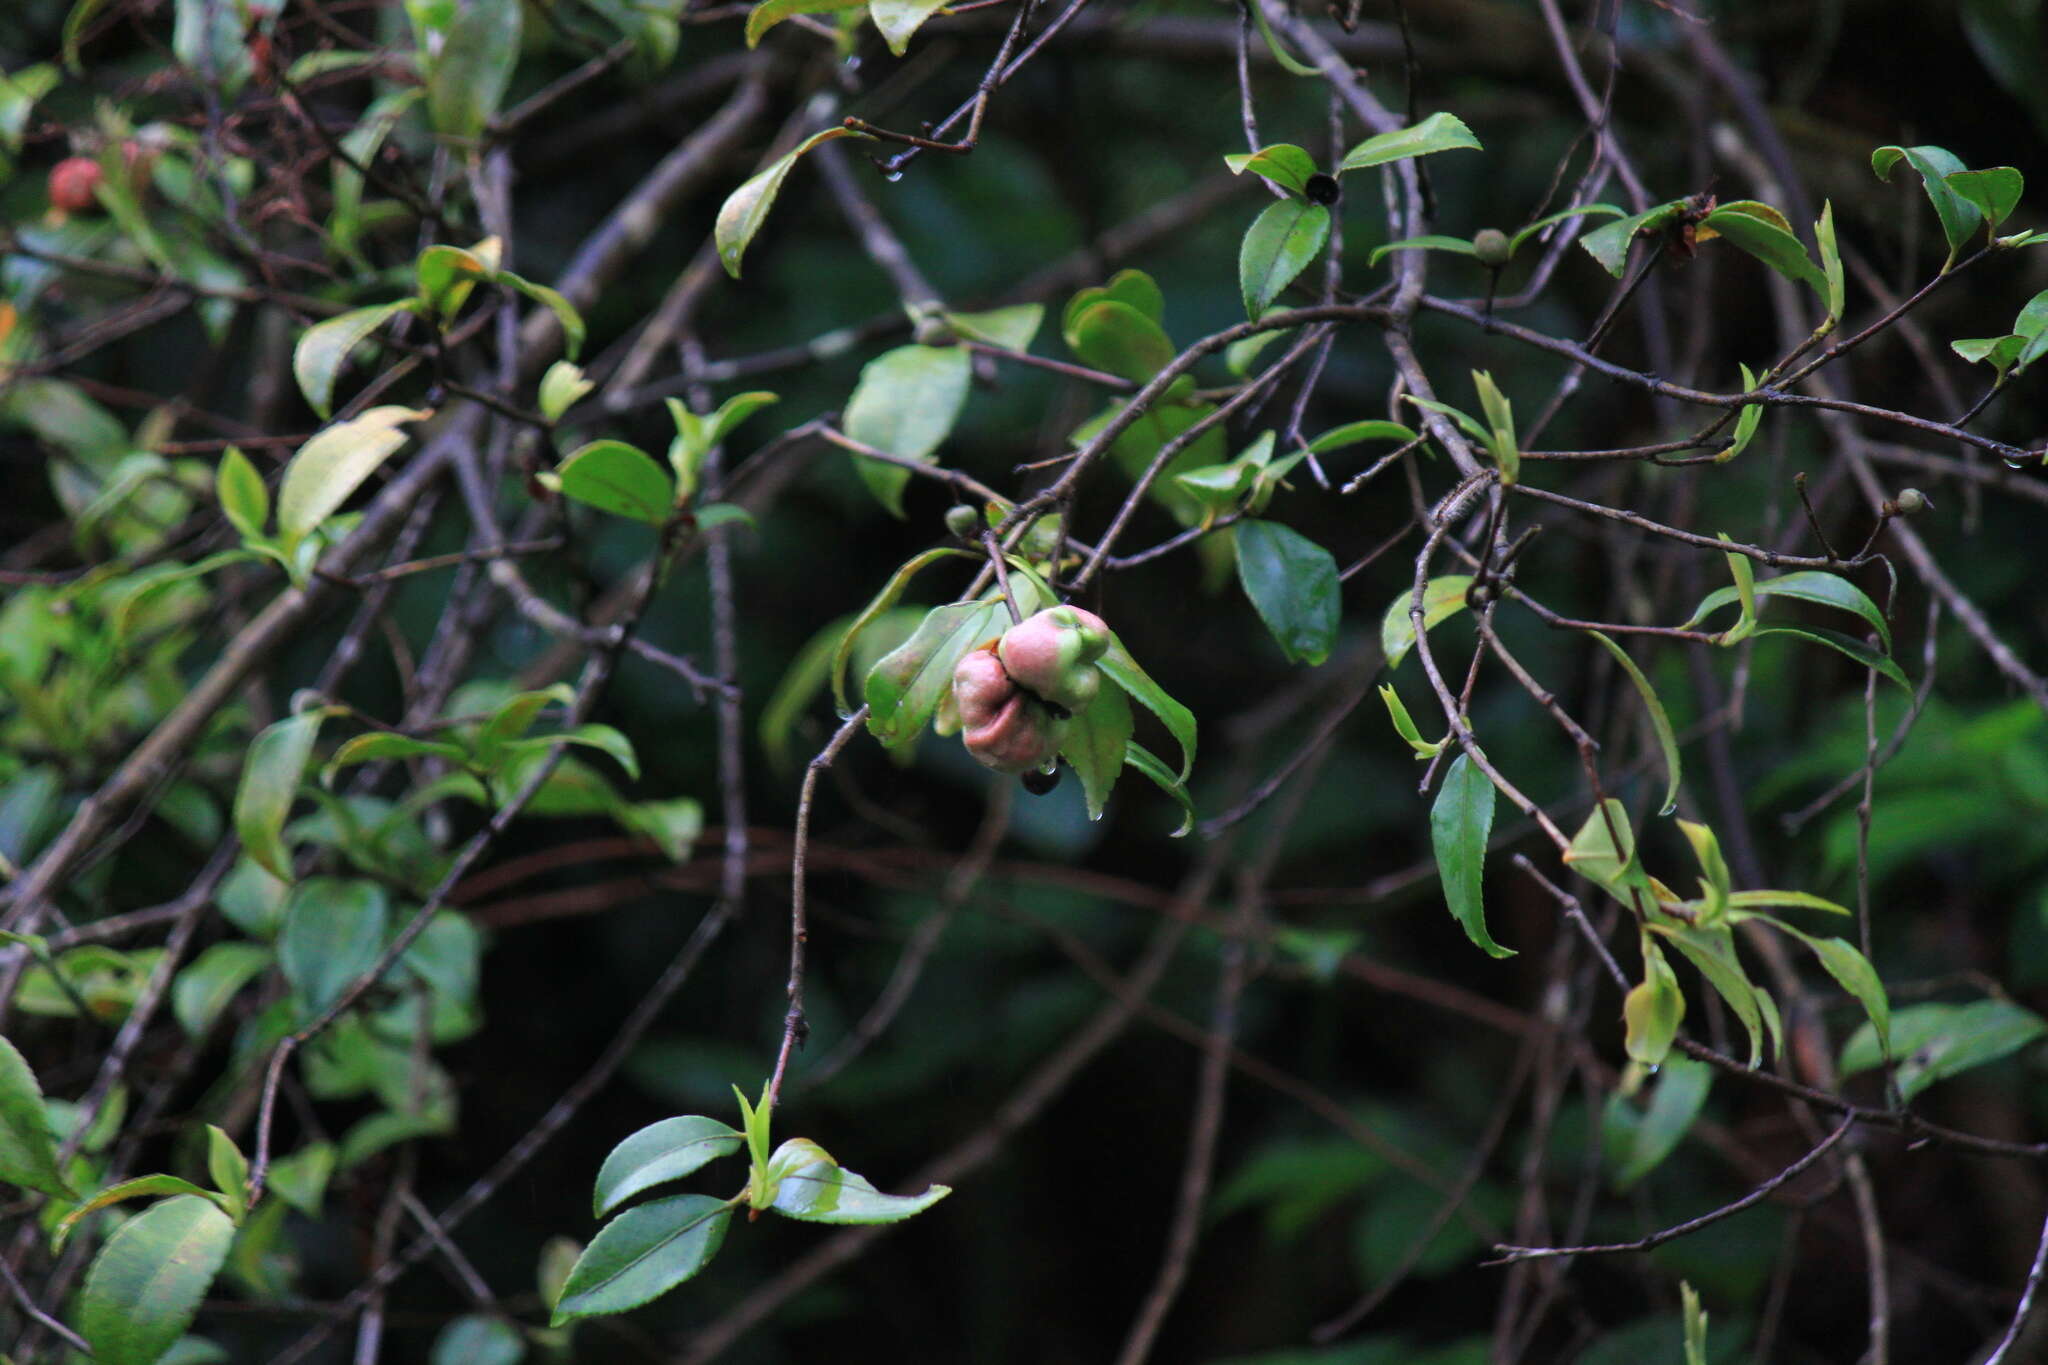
[1472,228,1512,268]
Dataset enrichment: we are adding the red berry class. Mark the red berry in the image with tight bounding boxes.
[48,158,103,213]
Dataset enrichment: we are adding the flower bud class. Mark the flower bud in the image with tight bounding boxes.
[953,647,1066,772]
[944,504,982,541]
[998,606,1110,713]
[48,158,103,214]
[1472,228,1512,268]
[1894,488,1930,515]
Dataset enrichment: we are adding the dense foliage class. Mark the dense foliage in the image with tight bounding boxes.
[4,0,2048,1362]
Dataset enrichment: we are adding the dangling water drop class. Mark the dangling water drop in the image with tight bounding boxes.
[882,168,904,184]
[2004,454,2032,471]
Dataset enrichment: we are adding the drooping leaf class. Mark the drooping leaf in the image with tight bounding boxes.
[74,1195,235,1365]
[322,732,470,785]
[828,547,974,715]
[1304,419,1416,454]
[1700,200,1828,297]
[1337,112,1482,174]
[1589,631,1682,815]
[53,1176,223,1249]
[1872,144,1981,265]
[0,1034,73,1199]
[1658,922,1778,1066]
[1604,1054,1711,1190]
[275,407,431,554]
[496,270,586,360]
[745,0,867,46]
[716,126,871,278]
[842,344,973,517]
[233,709,327,880]
[1368,234,1476,267]
[277,878,390,1024]
[551,1194,733,1325]
[1235,519,1339,665]
[1223,143,1318,196]
[1060,677,1134,821]
[546,440,675,526]
[1755,625,1908,688]
[1240,199,1330,320]
[1562,800,1656,909]
[416,242,495,322]
[1122,740,1196,836]
[1430,753,1511,958]
[1381,575,1473,669]
[1681,568,1891,650]
[1623,936,1684,1067]
[1744,915,1890,1060]
[869,0,952,54]
[1097,634,1196,781]
[594,1116,745,1217]
[291,301,417,421]
[426,0,522,139]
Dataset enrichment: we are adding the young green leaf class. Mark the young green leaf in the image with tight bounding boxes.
[416,242,494,322]
[546,440,676,526]
[1658,922,1779,1066]
[497,270,587,360]
[1700,200,1828,297]
[1235,519,1339,665]
[1872,144,1981,266]
[539,360,594,423]
[1471,370,1518,484]
[233,709,327,880]
[594,1116,745,1217]
[1368,234,1476,268]
[1431,752,1512,958]
[0,1034,74,1199]
[1945,166,2023,233]
[843,344,973,517]
[1223,143,1319,196]
[1721,363,1765,463]
[291,300,417,420]
[1379,683,1445,759]
[1716,533,1757,645]
[1623,937,1684,1067]
[1683,1281,1710,1365]
[1589,631,1682,815]
[1338,112,1482,174]
[765,1143,952,1224]
[1380,575,1473,670]
[278,878,390,1024]
[551,1193,734,1325]
[1952,334,2028,376]
[716,126,872,278]
[205,1126,248,1223]
[1562,800,1655,909]
[276,406,432,555]
[1060,683,1134,821]
[942,304,1043,354]
[74,1195,235,1365]
[216,446,269,541]
[1578,198,1688,277]
[1815,200,1846,321]
[1603,1054,1711,1190]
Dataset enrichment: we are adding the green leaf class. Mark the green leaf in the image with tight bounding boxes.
[1122,741,1196,836]
[54,1176,223,1249]
[548,440,675,526]
[276,407,431,555]
[745,0,867,46]
[205,1126,248,1223]
[1506,202,1625,255]
[538,361,594,424]
[1725,889,1849,915]
[1403,394,1492,448]
[699,390,780,455]
[594,1117,745,1217]
[1430,753,1511,958]
[1659,922,1779,1066]
[942,304,1043,354]
[416,242,494,322]
[764,1142,951,1224]
[1067,299,1175,384]
[1240,199,1330,320]
[278,878,390,1024]
[291,301,417,421]
[1604,1053,1711,1190]
[869,0,951,54]
[1224,329,1289,379]
[1815,200,1846,320]
[1716,533,1757,643]
[339,1109,452,1168]
[1244,0,1320,75]
[716,126,872,278]
[1304,419,1416,454]
[266,1142,336,1217]
[172,942,271,1039]
[828,547,973,715]
[1681,568,1890,650]
[1378,683,1445,759]
[1562,800,1655,908]
[1579,198,1688,277]
[1839,999,2045,1099]
[426,0,521,139]
[1746,916,1889,1059]
[1589,631,1682,815]
[74,1195,235,1365]
[1683,1281,1710,1365]
[1952,333,2028,375]
[0,1034,73,1198]
[864,600,1012,748]
[1873,144,1981,266]
[1368,234,1476,268]
[432,1314,525,1365]
[322,731,470,784]
[1754,625,1908,688]
[1235,519,1339,665]
[216,446,269,540]
[1097,634,1196,781]
[1471,369,1518,484]
[1700,200,1828,297]
[496,270,586,361]
[1623,937,1684,1067]
[1721,363,1765,463]
[1337,112,1482,173]
[1224,143,1318,196]
[0,63,58,151]
[1946,167,2024,232]
[552,1194,733,1325]
[234,710,327,880]
[1380,575,1473,670]
[1060,682,1134,821]
[843,344,973,517]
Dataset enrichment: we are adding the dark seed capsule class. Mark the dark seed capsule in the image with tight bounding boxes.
[1303,173,1341,206]
[1021,767,1061,795]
